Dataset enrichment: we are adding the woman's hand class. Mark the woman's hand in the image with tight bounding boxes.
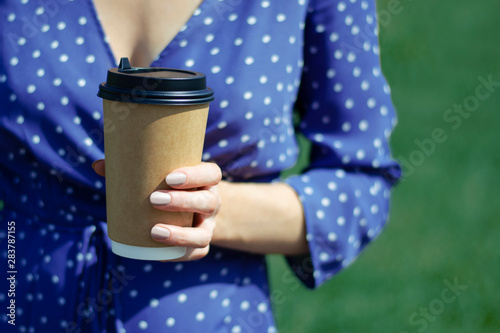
[93,159,308,257]
[92,160,222,261]
[149,163,222,261]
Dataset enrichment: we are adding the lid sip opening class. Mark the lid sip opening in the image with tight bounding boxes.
[118,57,132,70]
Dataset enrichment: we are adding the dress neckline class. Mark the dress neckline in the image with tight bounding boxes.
[86,0,210,68]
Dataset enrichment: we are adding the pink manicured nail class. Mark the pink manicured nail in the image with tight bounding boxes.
[151,226,170,240]
[150,192,171,205]
[166,172,187,186]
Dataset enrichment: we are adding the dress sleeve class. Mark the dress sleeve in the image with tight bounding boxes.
[283,0,401,288]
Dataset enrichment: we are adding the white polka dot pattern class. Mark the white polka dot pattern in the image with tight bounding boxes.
[0,0,399,331]
[282,0,400,287]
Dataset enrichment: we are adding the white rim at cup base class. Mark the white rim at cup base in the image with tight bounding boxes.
[111,241,186,261]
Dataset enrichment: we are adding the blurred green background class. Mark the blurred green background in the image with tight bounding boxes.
[268,0,500,332]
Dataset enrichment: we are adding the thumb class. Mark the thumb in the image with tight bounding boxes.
[92,159,106,177]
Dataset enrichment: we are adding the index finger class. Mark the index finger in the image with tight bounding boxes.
[166,162,222,189]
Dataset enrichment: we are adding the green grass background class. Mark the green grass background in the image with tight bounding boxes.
[268,0,500,332]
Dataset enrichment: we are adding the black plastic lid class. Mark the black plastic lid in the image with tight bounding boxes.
[97,57,214,105]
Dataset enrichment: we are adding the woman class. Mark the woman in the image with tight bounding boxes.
[0,0,400,332]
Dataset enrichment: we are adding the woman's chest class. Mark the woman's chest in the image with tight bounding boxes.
[92,0,203,67]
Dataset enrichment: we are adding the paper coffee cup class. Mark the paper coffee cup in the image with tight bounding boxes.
[97,58,214,260]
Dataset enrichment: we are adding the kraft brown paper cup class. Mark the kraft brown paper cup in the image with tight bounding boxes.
[98,58,214,260]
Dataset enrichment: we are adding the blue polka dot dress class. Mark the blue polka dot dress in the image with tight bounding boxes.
[0,0,400,332]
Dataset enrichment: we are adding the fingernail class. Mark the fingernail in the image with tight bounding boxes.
[92,159,104,170]
[151,226,170,240]
[150,192,171,205]
[166,172,187,186]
